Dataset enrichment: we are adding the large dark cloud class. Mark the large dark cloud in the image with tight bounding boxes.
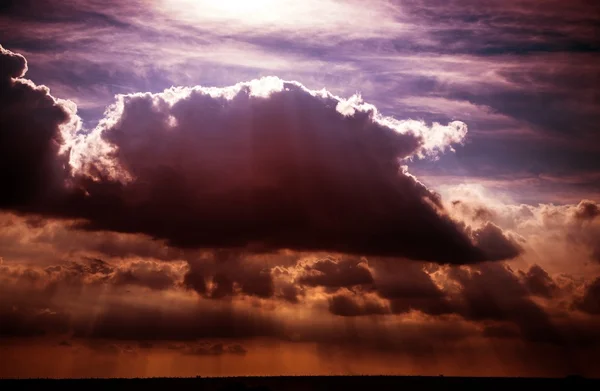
[65,79,482,264]
[0,46,522,264]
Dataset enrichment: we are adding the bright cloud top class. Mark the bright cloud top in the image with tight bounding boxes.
[71,76,469,181]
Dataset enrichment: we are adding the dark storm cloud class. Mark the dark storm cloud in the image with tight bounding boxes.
[67,80,520,264]
[0,46,523,264]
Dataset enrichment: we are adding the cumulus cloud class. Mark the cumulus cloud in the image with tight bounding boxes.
[63,76,485,263]
[0,45,525,264]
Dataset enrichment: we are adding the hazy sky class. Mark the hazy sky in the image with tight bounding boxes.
[1,0,599,378]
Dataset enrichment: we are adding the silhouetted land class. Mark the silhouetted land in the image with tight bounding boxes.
[1,376,598,390]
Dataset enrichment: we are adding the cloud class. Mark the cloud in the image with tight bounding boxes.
[296,256,373,288]
[0,44,27,78]
[1,245,600,375]
[519,264,559,298]
[446,263,572,345]
[0,256,185,294]
[0,211,187,266]
[62,77,480,262]
[0,45,78,209]
[328,291,390,317]
[574,199,600,221]
[371,259,452,316]
[442,184,600,268]
[183,252,275,299]
[470,222,523,261]
[0,46,525,264]
[153,0,403,41]
[1,0,600,377]
[574,278,600,315]
[112,260,180,291]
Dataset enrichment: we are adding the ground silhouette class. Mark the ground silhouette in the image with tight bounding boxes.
[1,375,598,390]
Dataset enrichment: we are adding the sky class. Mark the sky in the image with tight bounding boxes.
[0,0,599,379]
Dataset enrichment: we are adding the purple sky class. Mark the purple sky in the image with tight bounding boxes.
[2,0,599,203]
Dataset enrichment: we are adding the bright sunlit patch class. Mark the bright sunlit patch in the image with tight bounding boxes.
[163,0,293,25]
[157,0,403,36]
[205,0,277,14]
